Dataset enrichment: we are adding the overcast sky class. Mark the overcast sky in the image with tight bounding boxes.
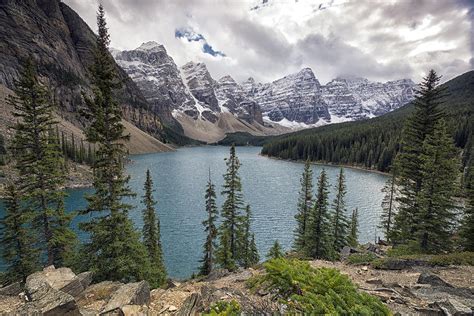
[64,0,473,84]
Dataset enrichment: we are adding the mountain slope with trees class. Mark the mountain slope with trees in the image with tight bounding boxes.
[260,70,473,172]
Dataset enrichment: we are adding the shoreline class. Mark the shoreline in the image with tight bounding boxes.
[261,153,390,176]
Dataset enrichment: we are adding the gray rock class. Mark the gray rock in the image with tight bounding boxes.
[206,269,230,281]
[177,293,201,316]
[102,281,150,313]
[433,298,473,316]
[77,271,93,289]
[0,282,22,296]
[418,272,453,288]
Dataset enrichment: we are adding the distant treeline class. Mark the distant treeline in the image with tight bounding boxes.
[261,71,474,172]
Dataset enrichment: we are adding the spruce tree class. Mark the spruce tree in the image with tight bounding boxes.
[216,144,245,269]
[0,182,39,283]
[239,205,259,268]
[393,70,446,244]
[307,170,333,259]
[199,170,218,276]
[331,168,349,253]
[8,58,75,266]
[416,120,459,252]
[380,171,397,242]
[460,164,474,251]
[267,240,284,260]
[348,209,359,248]
[294,160,313,253]
[79,5,150,283]
[141,169,166,287]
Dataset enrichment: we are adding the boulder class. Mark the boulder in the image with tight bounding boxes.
[177,293,201,316]
[102,281,150,313]
[121,304,149,316]
[432,298,472,316]
[418,272,453,288]
[340,246,359,259]
[0,282,22,296]
[206,269,230,281]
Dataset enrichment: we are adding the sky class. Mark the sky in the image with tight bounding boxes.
[64,0,474,84]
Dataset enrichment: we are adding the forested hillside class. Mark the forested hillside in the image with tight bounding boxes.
[261,71,474,172]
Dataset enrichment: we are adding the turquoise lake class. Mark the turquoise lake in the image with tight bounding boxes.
[0,146,388,279]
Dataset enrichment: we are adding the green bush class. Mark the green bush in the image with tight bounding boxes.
[203,300,241,316]
[248,258,390,315]
[347,253,378,265]
[427,252,474,266]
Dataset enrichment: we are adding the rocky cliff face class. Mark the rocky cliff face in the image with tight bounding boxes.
[0,0,183,144]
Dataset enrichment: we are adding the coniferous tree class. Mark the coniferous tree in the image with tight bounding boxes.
[331,168,349,253]
[416,120,459,252]
[215,230,235,271]
[393,70,446,244]
[0,183,39,283]
[79,5,150,282]
[348,209,359,248]
[380,171,397,242]
[267,240,284,260]
[8,59,75,266]
[294,160,313,253]
[199,170,218,276]
[307,170,333,259]
[240,205,259,268]
[141,170,166,287]
[217,144,245,269]
[460,164,474,251]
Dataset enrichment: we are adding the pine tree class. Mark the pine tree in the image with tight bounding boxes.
[8,58,75,266]
[331,168,349,253]
[416,120,459,253]
[141,170,166,287]
[216,144,245,269]
[348,209,359,248]
[267,240,284,260]
[307,170,333,259]
[239,205,259,268]
[215,230,235,271]
[294,160,313,253]
[380,171,397,242]
[0,182,39,283]
[393,70,446,244]
[460,164,474,251]
[79,5,151,283]
[199,170,219,276]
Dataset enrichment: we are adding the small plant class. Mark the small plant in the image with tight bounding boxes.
[248,258,390,314]
[347,252,378,265]
[204,300,241,316]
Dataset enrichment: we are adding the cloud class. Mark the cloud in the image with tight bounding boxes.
[175,27,226,57]
[63,0,473,84]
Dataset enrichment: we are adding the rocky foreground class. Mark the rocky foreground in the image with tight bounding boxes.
[0,257,473,315]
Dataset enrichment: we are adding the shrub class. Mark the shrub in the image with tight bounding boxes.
[248,258,390,314]
[347,253,378,265]
[203,300,241,316]
[427,252,474,266]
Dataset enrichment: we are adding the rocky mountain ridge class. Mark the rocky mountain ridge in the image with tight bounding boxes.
[114,42,415,136]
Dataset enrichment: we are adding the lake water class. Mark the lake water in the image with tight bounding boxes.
[0,146,388,279]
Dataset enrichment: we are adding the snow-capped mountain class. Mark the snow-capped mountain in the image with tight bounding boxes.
[114,41,415,140]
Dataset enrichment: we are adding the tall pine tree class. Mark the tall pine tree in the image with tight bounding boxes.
[380,170,397,242]
[307,170,333,259]
[294,160,313,253]
[460,163,474,251]
[8,59,75,267]
[416,120,459,253]
[142,170,166,287]
[239,205,259,268]
[79,5,150,283]
[217,144,245,269]
[0,182,39,283]
[199,170,218,276]
[331,168,349,253]
[347,209,359,248]
[393,70,446,244]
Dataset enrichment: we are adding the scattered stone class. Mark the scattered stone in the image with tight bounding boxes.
[433,298,472,316]
[206,269,230,281]
[168,305,178,312]
[340,246,359,259]
[121,304,149,316]
[166,279,181,289]
[418,272,453,288]
[361,266,369,271]
[366,278,383,285]
[0,282,22,296]
[102,281,150,313]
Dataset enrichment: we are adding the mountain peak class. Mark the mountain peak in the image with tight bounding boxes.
[137,41,166,53]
